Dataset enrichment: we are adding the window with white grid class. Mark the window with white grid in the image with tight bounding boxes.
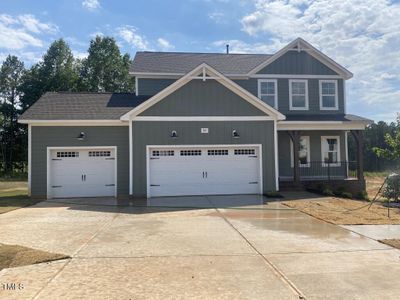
[57,151,79,158]
[234,149,255,155]
[152,150,174,157]
[180,150,202,156]
[89,151,111,157]
[207,149,228,156]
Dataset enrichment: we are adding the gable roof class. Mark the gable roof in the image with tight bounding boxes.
[247,38,353,79]
[19,92,150,121]
[130,52,272,75]
[131,38,352,79]
[121,63,286,121]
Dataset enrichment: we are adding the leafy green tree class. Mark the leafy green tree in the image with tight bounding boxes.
[0,55,25,174]
[20,39,79,111]
[373,115,400,165]
[80,36,134,92]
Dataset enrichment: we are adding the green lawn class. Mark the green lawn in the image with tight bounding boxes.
[0,181,42,214]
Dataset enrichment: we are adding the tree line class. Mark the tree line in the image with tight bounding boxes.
[0,36,134,175]
[0,36,399,177]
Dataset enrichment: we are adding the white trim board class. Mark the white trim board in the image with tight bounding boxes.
[251,74,342,79]
[277,122,368,131]
[46,146,118,199]
[133,116,274,121]
[121,63,286,121]
[19,120,128,126]
[247,38,353,79]
[28,124,32,196]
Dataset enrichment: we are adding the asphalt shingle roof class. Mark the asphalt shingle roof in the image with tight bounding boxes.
[130,52,273,75]
[284,114,373,123]
[19,92,150,120]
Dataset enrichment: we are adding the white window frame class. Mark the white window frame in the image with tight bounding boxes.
[257,79,278,109]
[290,136,310,168]
[289,79,309,110]
[321,136,341,167]
[319,80,338,110]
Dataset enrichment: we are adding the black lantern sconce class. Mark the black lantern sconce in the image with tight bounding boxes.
[77,132,86,141]
[170,130,178,138]
[232,129,240,138]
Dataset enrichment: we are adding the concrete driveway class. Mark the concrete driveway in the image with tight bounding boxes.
[1,193,400,299]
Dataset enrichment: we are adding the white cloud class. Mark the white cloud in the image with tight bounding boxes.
[0,14,58,50]
[82,0,101,11]
[237,0,400,122]
[72,50,88,60]
[116,25,150,50]
[208,12,225,24]
[157,38,174,51]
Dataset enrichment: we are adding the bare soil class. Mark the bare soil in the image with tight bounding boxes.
[379,239,400,250]
[282,197,400,225]
[0,243,68,270]
[366,176,386,200]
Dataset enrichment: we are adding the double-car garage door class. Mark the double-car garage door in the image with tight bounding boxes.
[148,145,262,197]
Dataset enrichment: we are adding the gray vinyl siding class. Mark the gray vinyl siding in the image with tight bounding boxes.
[257,51,339,75]
[137,78,176,95]
[236,78,344,115]
[31,126,129,198]
[278,130,346,178]
[132,121,276,197]
[140,80,267,116]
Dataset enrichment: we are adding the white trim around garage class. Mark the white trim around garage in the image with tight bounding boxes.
[145,144,264,198]
[46,146,118,199]
[129,117,133,195]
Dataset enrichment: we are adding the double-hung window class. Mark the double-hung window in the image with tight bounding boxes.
[319,80,338,110]
[321,136,340,166]
[258,79,277,109]
[290,136,310,167]
[289,79,308,110]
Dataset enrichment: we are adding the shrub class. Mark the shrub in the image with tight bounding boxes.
[340,192,353,199]
[322,188,334,196]
[382,174,400,201]
[355,191,369,200]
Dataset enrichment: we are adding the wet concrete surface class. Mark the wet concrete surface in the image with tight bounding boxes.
[341,224,400,240]
[0,193,399,299]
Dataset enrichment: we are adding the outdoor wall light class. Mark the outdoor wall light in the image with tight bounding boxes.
[170,130,178,138]
[232,130,240,138]
[77,132,86,141]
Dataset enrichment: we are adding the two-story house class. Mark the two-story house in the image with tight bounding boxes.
[19,38,372,199]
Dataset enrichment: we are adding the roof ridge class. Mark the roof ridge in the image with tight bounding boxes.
[53,91,136,95]
[136,51,273,56]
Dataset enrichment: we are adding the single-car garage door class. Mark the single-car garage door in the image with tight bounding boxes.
[148,145,262,197]
[48,148,116,198]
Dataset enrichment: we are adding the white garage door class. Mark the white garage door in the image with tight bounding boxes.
[148,145,262,197]
[48,148,116,198]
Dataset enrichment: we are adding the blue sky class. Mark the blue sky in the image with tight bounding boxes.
[0,0,399,122]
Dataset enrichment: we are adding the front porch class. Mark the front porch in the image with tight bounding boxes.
[278,129,365,192]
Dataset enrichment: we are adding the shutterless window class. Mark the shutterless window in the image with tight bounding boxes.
[289,80,308,110]
[207,149,228,156]
[180,150,202,156]
[321,136,340,166]
[234,149,255,155]
[290,136,310,167]
[258,79,277,108]
[89,151,111,157]
[152,150,174,157]
[320,80,338,110]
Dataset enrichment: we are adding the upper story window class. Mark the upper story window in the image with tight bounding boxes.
[257,79,277,109]
[319,80,338,110]
[289,79,308,110]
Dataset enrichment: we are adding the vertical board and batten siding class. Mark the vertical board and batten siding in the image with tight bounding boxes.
[278,130,346,178]
[137,78,176,96]
[31,126,129,198]
[132,121,276,197]
[256,51,339,75]
[139,80,267,116]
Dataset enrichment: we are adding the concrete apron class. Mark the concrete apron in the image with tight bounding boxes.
[0,194,399,299]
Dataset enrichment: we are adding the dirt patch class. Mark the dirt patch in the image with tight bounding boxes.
[366,176,386,200]
[282,197,400,225]
[0,243,68,270]
[379,239,400,250]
